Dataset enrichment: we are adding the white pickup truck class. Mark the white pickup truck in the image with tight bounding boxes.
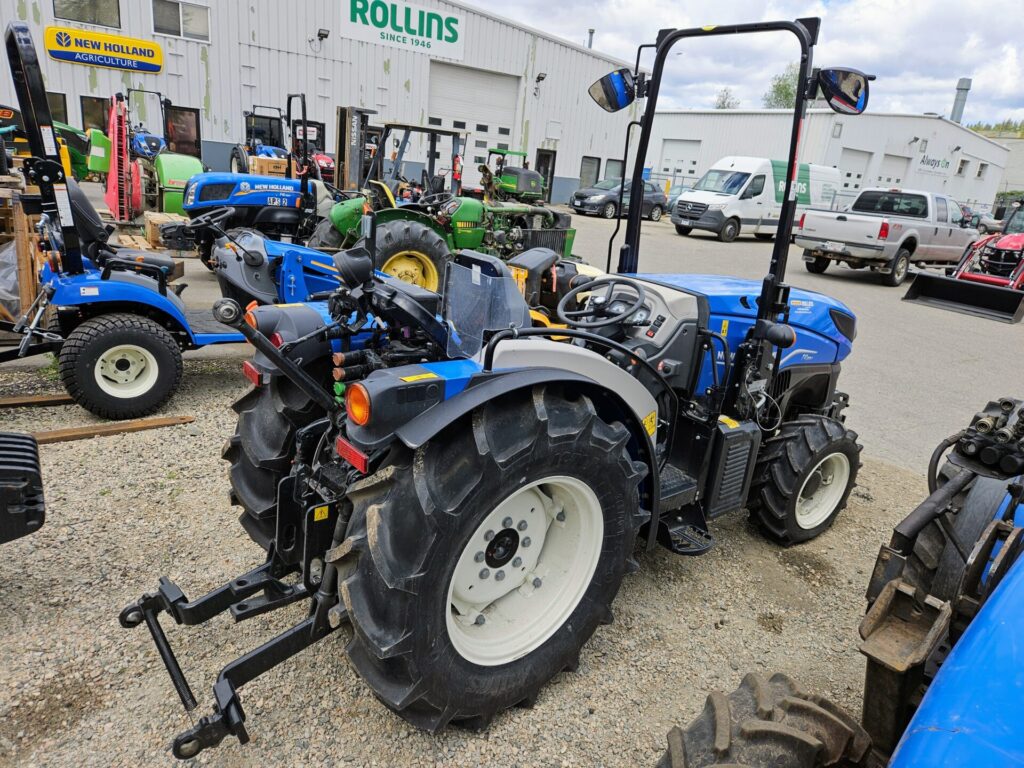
[794,188,978,286]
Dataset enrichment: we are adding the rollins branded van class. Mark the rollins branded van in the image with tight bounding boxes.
[671,156,840,242]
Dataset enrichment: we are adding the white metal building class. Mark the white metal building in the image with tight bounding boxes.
[0,0,637,201]
[646,109,1011,212]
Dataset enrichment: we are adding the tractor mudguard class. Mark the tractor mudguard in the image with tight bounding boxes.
[246,301,339,370]
[49,271,195,342]
[327,196,365,236]
[153,152,204,215]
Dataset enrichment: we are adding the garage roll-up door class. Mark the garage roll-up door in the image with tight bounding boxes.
[429,61,520,188]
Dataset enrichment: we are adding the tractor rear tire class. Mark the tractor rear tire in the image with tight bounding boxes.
[357,219,450,292]
[223,364,329,548]
[900,473,1008,602]
[307,216,346,250]
[748,416,861,545]
[58,313,182,420]
[229,147,249,174]
[336,385,646,731]
[657,673,872,767]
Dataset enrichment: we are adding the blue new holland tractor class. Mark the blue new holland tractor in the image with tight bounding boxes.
[658,397,1024,767]
[119,18,876,760]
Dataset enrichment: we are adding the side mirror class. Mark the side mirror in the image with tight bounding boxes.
[818,68,872,115]
[589,69,635,112]
[970,214,981,227]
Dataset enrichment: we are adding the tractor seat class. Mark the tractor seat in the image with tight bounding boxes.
[66,178,112,248]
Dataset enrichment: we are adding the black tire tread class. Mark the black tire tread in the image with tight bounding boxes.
[58,313,182,420]
[747,416,861,545]
[357,219,450,287]
[657,673,872,767]
[336,385,646,732]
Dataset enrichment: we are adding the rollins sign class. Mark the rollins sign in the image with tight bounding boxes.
[345,0,465,60]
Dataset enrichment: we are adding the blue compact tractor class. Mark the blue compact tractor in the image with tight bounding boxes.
[118,17,878,760]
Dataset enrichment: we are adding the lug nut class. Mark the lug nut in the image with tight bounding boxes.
[495,570,506,581]
[479,568,490,580]
[474,614,486,625]
[517,520,528,531]
[484,530,495,541]
[522,537,531,548]
[502,517,513,529]
[533,578,543,589]
[474,551,485,563]
[512,557,523,568]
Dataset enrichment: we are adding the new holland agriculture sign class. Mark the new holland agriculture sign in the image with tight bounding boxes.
[345,0,465,60]
[44,26,163,73]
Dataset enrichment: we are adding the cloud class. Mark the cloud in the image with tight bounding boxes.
[463,0,1023,122]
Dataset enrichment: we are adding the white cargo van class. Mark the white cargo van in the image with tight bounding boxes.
[671,156,840,242]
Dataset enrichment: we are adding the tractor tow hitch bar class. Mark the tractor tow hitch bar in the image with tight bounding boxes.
[119,556,346,759]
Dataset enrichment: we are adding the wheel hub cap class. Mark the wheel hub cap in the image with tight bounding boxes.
[94,344,159,398]
[795,452,851,530]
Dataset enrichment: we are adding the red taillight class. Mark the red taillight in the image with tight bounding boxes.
[242,360,263,387]
[269,332,284,348]
[798,213,806,230]
[335,434,369,474]
[878,220,890,240]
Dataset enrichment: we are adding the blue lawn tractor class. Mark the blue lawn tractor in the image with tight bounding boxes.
[1,24,246,419]
[119,18,878,760]
[658,397,1024,768]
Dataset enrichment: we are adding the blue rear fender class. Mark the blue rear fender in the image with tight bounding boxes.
[48,270,201,346]
[265,239,343,302]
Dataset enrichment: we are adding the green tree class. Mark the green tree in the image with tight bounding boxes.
[714,87,740,109]
[762,62,800,109]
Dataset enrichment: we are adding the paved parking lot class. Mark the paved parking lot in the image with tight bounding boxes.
[566,210,1021,473]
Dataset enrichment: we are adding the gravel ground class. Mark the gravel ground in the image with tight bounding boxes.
[0,359,926,767]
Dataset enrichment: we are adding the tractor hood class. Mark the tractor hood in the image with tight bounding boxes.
[183,172,305,210]
[636,273,857,362]
[989,231,1024,251]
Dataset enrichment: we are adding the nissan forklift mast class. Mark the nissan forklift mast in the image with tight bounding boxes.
[5,22,83,274]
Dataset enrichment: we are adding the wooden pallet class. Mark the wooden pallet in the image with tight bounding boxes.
[116,234,152,250]
[143,211,188,248]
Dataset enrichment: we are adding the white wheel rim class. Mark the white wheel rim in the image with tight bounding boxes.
[795,453,851,529]
[94,344,159,399]
[445,475,604,667]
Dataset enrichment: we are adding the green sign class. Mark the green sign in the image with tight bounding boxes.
[770,160,812,204]
[345,0,465,60]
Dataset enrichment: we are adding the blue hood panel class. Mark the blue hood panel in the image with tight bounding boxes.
[635,273,856,376]
[184,172,304,211]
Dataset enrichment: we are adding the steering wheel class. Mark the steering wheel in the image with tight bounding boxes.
[556,277,647,329]
[184,206,236,231]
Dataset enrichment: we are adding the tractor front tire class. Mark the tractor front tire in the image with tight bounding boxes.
[658,673,872,767]
[748,416,861,545]
[223,365,330,548]
[336,385,646,731]
[307,216,346,250]
[357,219,450,292]
[58,314,182,420]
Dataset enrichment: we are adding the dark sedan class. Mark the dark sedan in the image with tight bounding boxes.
[570,179,668,221]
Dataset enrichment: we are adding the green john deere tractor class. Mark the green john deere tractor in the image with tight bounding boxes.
[484,147,545,203]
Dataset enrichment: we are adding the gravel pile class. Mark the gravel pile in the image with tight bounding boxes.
[0,359,927,767]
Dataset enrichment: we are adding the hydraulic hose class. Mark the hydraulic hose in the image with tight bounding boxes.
[928,430,966,494]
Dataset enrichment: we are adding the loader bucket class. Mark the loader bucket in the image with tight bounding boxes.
[903,272,1024,324]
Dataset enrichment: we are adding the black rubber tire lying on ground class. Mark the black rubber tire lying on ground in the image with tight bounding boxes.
[657,673,873,767]
[223,364,329,549]
[58,313,182,420]
[747,416,861,545]
[335,385,647,731]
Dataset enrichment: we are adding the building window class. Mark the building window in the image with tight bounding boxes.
[46,92,68,124]
[153,0,210,41]
[80,96,109,132]
[919,139,928,153]
[832,123,843,139]
[475,124,488,133]
[453,120,466,129]
[956,158,969,176]
[474,140,487,148]
[428,117,442,126]
[473,156,485,164]
[54,0,120,27]
[977,163,988,179]
[498,127,510,136]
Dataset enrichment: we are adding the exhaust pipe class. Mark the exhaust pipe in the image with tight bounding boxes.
[902,272,1024,324]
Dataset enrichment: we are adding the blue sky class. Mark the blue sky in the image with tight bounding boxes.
[462,0,1022,124]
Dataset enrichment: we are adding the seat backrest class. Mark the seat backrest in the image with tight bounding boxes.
[66,178,109,247]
